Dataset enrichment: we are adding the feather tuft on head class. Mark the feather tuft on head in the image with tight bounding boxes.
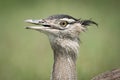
[80,19,98,26]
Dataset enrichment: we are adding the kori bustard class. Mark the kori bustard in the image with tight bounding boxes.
[25,14,97,80]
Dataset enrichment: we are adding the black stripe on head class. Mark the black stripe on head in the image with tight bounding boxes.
[47,14,78,21]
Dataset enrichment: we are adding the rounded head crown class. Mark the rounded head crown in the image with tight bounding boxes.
[46,14,78,21]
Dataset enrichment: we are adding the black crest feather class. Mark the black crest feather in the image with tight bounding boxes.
[80,19,98,26]
[47,14,78,21]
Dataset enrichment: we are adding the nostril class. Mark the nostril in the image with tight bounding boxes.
[39,19,45,23]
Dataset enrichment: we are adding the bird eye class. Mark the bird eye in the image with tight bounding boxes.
[60,21,68,27]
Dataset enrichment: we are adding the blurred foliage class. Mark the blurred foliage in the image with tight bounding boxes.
[0,0,120,80]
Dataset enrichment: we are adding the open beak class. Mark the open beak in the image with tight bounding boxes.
[25,19,51,29]
[25,19,59,35]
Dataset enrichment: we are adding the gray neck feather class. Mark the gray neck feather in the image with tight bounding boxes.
[48,35,79,80]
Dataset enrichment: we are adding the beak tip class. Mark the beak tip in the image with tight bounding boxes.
[25,19,33,23]
[25,26,30,29]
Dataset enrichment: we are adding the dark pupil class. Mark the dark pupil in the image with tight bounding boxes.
[62,22,65,25]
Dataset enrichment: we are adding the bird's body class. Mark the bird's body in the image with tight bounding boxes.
[25,14,97,80]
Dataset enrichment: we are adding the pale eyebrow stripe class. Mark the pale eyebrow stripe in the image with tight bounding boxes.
[60,18,75,23]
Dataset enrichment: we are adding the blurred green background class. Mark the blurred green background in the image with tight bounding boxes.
[0,0,120,80]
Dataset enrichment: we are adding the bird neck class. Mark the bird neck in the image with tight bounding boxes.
[49,37,79,80]
[52,50,77,80]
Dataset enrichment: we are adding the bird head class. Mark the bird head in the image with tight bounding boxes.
[25,14,97,40]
